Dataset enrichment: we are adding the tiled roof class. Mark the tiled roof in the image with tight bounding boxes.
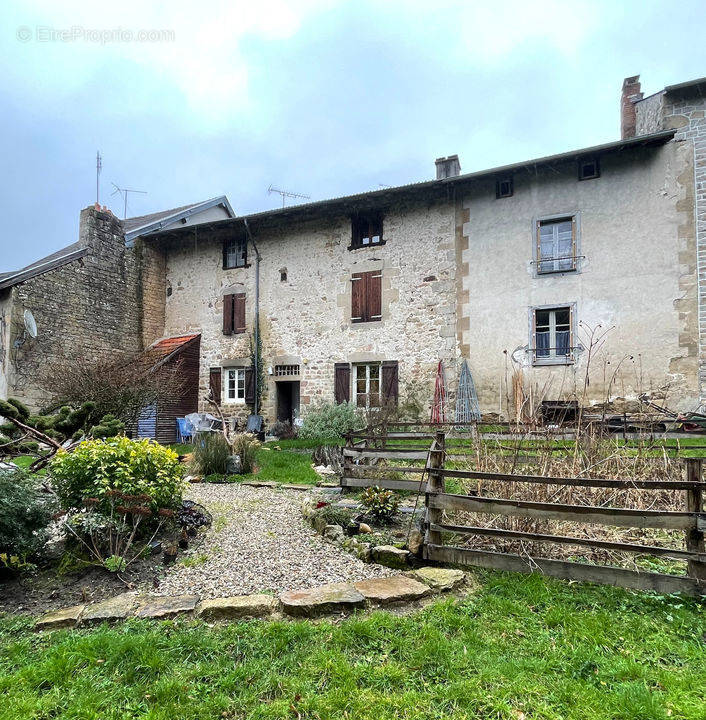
[0,242,86,290]
[141,333,201,369]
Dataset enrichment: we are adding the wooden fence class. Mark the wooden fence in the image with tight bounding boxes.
[342,428,706,596]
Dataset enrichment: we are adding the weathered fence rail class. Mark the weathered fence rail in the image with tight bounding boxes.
[342,427,706,596]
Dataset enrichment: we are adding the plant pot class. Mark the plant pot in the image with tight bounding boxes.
[163,548,178,565]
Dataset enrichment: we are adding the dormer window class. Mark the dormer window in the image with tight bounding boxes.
[578,157,600,181]
[350,213,383,250]
[223,236,247,269]
[496,177,513,199]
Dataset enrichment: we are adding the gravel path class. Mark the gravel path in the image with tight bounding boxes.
[153,484,394,598]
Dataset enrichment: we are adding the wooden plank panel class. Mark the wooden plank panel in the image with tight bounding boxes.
[426,544,704,596]
[428,492,699,530]
[347,465,427,475]
[430,523,706,562]
[343,449,429,460]
[341,477,426,491]
[438,468,706,490]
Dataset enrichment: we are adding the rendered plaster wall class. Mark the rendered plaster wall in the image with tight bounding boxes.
[460,140,698,415]
[162,199,459,424]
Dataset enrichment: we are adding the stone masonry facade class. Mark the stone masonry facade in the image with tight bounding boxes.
[0,206,163,410]
[162,199,459,425]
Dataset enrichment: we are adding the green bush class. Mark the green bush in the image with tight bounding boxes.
[50,436,185,512]
[192,433,230,475]
[232,433,260,474]
[0,468,55,563]
[361,485,400,524]
[299,401,363,441]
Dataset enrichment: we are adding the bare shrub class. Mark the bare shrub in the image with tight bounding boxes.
[42,351,186,426]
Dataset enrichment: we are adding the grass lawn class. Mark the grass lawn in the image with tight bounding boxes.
[1,572,704,719]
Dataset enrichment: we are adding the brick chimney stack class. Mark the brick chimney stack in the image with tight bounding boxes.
[435,155,461,179]
[621,75,643,139]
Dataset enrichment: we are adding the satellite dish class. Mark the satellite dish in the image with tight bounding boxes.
[24,309,37,339]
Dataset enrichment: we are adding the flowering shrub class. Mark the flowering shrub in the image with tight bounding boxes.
[50,436,185,512]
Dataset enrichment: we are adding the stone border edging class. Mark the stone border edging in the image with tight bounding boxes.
[35,568,467,630]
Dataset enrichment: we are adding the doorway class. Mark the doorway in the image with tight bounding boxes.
[276,381,300,424]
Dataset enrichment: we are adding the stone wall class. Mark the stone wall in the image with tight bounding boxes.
[459,140,698,414]
[3,206,157,410]
[161,199,459,424]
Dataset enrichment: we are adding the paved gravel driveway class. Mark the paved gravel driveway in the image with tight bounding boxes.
[153,483,394,598]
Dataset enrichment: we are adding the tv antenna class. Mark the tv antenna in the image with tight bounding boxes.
[96,151,102,204]
[268,184,310,208]
[111,183,148,219]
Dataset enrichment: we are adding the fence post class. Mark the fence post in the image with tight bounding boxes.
[424,430,446,558]
[685,458,706,583]
[342,432,353,493]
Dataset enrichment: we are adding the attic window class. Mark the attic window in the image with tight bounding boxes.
[223,236,247,269]
[350,213,384,250]
[496,177,513,199]
[578,157,600,181]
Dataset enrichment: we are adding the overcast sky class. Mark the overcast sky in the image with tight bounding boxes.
[0,0,704,271]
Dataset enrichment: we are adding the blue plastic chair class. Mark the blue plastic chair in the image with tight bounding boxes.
[176,417,195,443]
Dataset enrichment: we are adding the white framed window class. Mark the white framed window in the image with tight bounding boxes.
[531,305,575,365]
[535,216,577,274]
[354,363,381,408]
[224,367,245,403]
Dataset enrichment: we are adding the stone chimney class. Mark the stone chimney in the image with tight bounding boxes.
[435,154,461,179]
[621,75,643,139]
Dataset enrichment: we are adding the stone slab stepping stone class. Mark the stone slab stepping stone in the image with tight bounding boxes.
[280,582,365,617]
[409,567,466,592]
[281,484,311,491]
[136,595,200,619]
[36,604,84,630]
[197,594,277,621]
[240,481,278,488]
[354,575,430,605]
[80,593,138,625]
[371,545,411,569]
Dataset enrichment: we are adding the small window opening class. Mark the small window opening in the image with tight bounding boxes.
[350,213,383,249]
[496,177,513,199]
[533,306,573,363]
[354,362,381,408]
[578,157,600,181]
[280,268,287,282]
[223,236,247,269]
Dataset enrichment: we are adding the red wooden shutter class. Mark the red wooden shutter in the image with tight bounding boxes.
[367,271,382,321]
[244,366,255,406]
[381,360,398,406]
[209,367,222,404]
[351,273,365,323]
[234,293,246,334]
[223,294,234,335]
[334,363,351,403]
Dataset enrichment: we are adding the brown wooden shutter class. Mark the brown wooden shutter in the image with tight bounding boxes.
[209,367,222,404]
[334,363,351,403]
[244,366,255,406]
[381,360,398,406]
[368,271,382,321]
[223,294,234,335]
[234,293,246,334]
[351,273,365,323]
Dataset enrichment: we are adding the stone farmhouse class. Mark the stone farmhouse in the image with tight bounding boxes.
[1,75,705,439]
